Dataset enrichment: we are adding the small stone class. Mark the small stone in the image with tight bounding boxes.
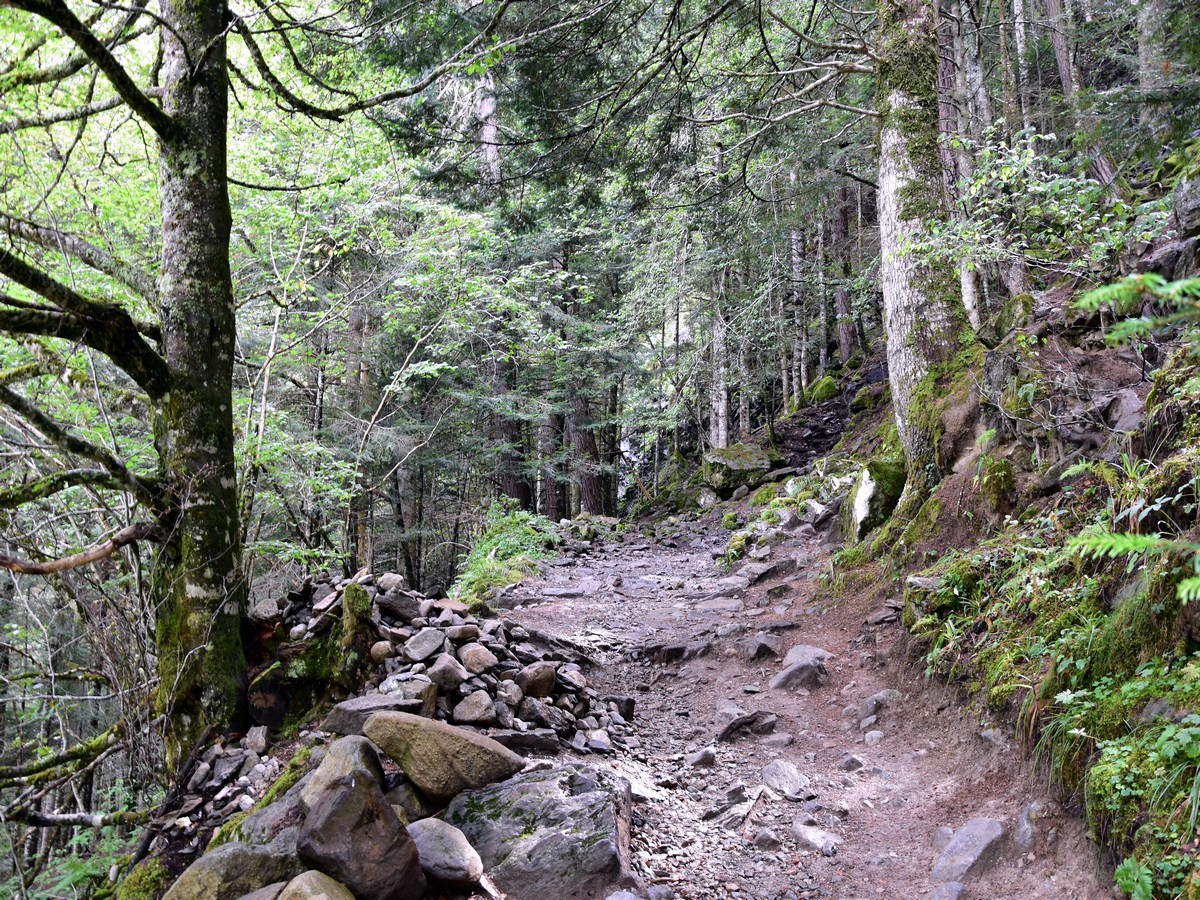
[406,818,484,888]
[864,730,884,746]
[495,680,523,707]
[458,643,499,675]
[516,661,558,698]
[445,624,481,643]
[931,818,1006,883]
[453,690,498,725]
[243,725,269,755]
[932,825,955,851]
[405,628,447,661]
[369,641,395,664]
[838,754,864,772]
[752,827,782,850]
[427,653,470,691]
[686,747,717,767]
[762,760,809,797]
[792,822,843,855]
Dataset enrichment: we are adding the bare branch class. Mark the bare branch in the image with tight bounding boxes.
[8,0,179,141]
[0,212,156,300]
[0,522,162,574]
[0,382,158,506]
[0,95,127,135]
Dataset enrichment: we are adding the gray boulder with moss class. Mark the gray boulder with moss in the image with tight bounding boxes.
[363,710,526,803]
[444,764,638,900]
[846,458,906,541]
[702,444,777,495]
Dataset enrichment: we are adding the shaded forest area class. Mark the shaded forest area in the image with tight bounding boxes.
[1,0,1199,895]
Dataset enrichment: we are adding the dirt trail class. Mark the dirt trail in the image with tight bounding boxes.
[500,517,1112,900]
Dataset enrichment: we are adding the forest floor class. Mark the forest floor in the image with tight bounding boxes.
[495,515,1116,900]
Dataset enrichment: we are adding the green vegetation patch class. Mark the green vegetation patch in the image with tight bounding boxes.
[451,498,561,607]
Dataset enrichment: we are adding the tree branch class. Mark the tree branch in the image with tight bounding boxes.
[0,213,156,300]
[233,0,518,120]
[0,382,158,506]
[0,252,168,396]
[7,0,179,141]
[0,95,127,135]
[0,468,124,509]
[0,522,163,575]
[9,809,150,828]
[0,723,122,785]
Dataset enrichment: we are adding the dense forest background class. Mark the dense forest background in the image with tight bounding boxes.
[1,0,1199,894]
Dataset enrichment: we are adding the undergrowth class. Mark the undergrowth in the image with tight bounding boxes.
[450,498,560,606]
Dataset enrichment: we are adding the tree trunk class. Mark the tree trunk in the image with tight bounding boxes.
[1012,0,1034,131]
[1137,0,1168,126]
[832,188,856,364]
[877,0,962,516]
[570,396,604,514]
[1044,0,1117,183]
[153,0,246,766]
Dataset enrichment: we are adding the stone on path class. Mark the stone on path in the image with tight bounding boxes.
[445,765,637,900]
[930,818,1006,883]
[452,690,498,725]
[298,774,425,900]
[299,736,384,810]
[515,661,558,698]
[427,653,469,691]
[403,627,446,661]
[364,711,526,803]
[406,818,484,888]
[320,696,425,736]
[761,760,809,797]
[791,822,843,855]
[716,710,777,742]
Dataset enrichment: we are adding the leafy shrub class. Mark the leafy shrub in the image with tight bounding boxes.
[451,498,560,605]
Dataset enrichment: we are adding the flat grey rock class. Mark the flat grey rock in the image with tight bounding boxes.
[931,818,1006,883]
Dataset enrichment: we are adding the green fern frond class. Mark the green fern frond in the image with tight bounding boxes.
[1077,274,1167,312]
[1179,578,1200,604]
[1068,531,1168,559]
[1060,460,1096,479]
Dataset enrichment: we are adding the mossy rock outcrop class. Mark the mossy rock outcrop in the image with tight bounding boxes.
[807,375,838,404]
[845,458,906,541]
[702,444,779,495]
[248,584,373,728]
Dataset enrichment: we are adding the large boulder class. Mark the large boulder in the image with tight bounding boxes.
[847,458,906,541]
[406,818,484,888]
[701,444,776,495]
[297,774,425,900]
[299,735,384,811]
[320,696,426,736]
[163,837,305,900]
[363,711,527,803]
[444,765,638,900]
[1175,176,1200,238]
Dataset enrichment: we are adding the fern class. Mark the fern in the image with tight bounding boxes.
[1060,459,1097,480]
[1179,578,1200,604]
[1069,531,1168,559]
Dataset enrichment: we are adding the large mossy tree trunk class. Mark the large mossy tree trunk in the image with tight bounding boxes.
[877,0,962,520]
[152,0,247,768]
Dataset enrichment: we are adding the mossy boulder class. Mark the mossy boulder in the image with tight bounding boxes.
[807,375,838,404]
[977,456,1015,510]
[702,443,777,495]
[846,458,907,541]
[116,859,171,900]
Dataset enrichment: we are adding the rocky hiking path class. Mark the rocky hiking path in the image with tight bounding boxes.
[500,518,1112,900]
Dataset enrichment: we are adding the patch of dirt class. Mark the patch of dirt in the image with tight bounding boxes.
[501,518,1113,900]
